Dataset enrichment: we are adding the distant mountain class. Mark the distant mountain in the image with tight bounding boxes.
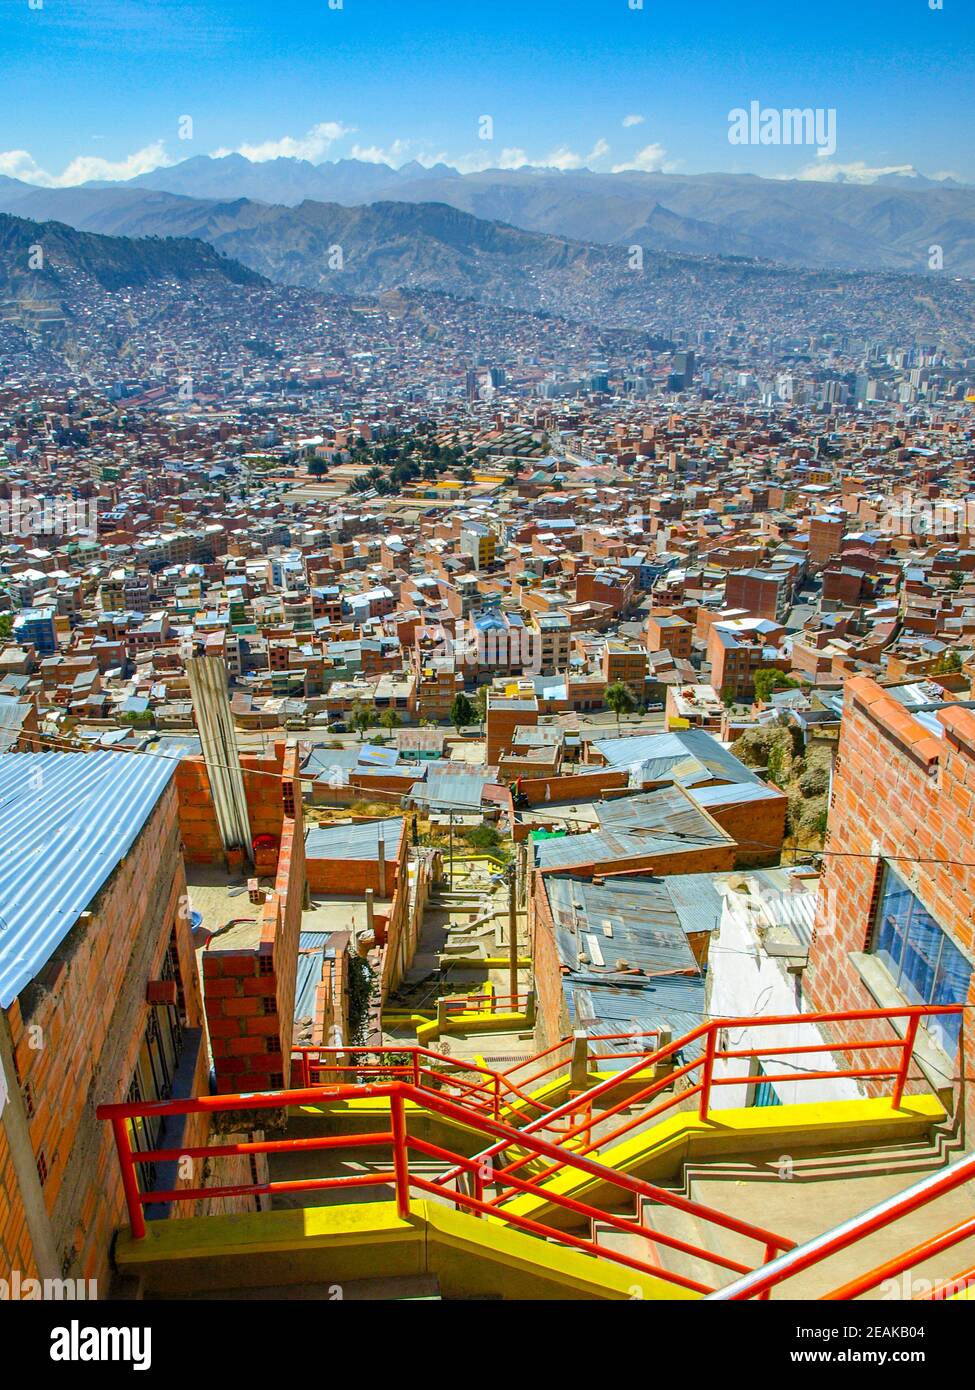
[0,210,264,308]
[107,153,461,206]
[72,156,975,276]
[0,193,970,347]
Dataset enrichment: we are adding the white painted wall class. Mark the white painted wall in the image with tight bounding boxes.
[706,886,861,1109]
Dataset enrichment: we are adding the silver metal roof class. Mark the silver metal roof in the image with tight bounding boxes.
[0,751,177,1008]
[305,816,404,862]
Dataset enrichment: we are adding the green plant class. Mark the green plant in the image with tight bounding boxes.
[348,956,375,1046]
[605,680,635,733]
[450,692,476,732]
[753,669,800,704]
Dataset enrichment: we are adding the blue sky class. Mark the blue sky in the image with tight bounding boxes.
[2,0,973,186]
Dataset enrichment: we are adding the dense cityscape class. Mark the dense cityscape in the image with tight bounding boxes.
[0,0,973,1357]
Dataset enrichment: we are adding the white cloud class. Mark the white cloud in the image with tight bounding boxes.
[0,141,172,187]
[611,142,673,174]
[535,139,611,172]
[349,139,414,166]
[622,114,645,128]
[212,122,354,164]
[790,160,922,184]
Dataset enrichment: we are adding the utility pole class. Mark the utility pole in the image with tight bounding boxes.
[448,811,454,889]
[508,865,518,1011]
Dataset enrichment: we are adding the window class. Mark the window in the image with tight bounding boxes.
[750,1061,782,1109]
[871,864,972,1057]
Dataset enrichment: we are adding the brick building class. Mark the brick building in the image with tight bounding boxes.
[202,746,307,1095]
[807,677,975,1134]
[0,751,251,1293]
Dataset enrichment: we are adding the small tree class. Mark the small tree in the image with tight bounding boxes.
[605,681,636,734]
[350,700,372,740]
[933,650,963,675]
[948,570,965,591]
[474,685,488,733]
[0,613,14,642]
[450,692,476,733]
[379,709,401,733]
[753,669,799,705]
[308,456,328,479]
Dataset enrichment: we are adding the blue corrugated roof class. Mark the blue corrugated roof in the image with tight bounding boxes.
[0,751,177,1008]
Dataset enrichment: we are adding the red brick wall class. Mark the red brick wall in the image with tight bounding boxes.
[521,769,630,806]
[2,783,201,1287]
[703,792,788,867]
[530,872,571,1050]
[204,746,306,1093]
[177,745,286,866]
[807,677,975,1132]
[0,1121,38,1284]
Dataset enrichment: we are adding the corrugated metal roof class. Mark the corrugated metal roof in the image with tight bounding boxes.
[691,781,783,808]
[545,875,700,975]
[564,976,705,1063]
[294,931,332,1022]
[596,785,730,843]
[305,816,404,862]
[410,772,488,812]
[593,730,763,787]
[0,751,177,1008]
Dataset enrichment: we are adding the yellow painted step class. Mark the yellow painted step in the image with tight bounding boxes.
[500,1096,947,1226]
[114,1199,699,1301]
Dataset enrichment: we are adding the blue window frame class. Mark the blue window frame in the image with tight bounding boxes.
[872,864,971,1057]
[751,1061,782,1109]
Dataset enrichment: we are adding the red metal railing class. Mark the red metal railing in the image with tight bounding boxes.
[98,1004,962,1297]
[291,1028,664,1132]
[292,1043,555,1125]
[434,1005,962,1198]
[97,1078,793,1294]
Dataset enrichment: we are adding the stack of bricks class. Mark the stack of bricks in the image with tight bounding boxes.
[203,744,307,1094]
[202,943,284,1095]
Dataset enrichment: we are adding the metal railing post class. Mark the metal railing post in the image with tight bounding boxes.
[699,1025,717,1121]
[390,1090,411,1220]
[112,1115,146,1240]
[893,1015,920,1108]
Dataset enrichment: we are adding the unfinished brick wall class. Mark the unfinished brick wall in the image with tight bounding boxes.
[177,744,286,866]
[702,791,788,867]
[521,769,630,806]
[807,676,975,1133]
[0,1119,39,1285]
[4,783,201,1287]
[530,872,572,1051]
[204,746,307,1093]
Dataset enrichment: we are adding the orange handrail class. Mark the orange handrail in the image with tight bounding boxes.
[97,1077,792,1293]
[447,1004,961,1197]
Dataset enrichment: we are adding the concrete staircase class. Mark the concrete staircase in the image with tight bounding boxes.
[589,1130,974,1299]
